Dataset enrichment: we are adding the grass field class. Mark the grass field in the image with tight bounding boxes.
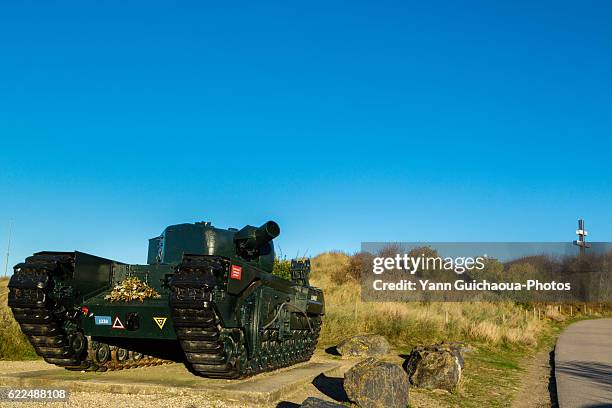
[310,251,549,349]
[309,251,603,408]
[0,277,37,360]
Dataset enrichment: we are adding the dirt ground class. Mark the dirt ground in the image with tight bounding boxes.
[510,348,556,408]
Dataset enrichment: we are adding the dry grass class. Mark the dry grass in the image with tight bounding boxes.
[311,252,544,349]
[0,277,37,360]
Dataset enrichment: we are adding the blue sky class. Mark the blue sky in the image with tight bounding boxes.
[1,1,611,268]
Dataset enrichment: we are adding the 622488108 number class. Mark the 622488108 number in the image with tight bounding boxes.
[0,388,70,401]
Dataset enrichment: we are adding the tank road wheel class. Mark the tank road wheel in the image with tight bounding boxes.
[131,351,143,361]
[280,340,287,365]
[114,348,129,368]
[69,332,87,357]
[270,341,280,368]
[222,329,249,377]
[260,341,270,371]
[249,356,261,375]
[224,333,249,377]
[95,343,111,364]
[116,348,128,362]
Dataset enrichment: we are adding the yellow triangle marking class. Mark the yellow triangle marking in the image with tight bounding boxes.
[153,317,167,330]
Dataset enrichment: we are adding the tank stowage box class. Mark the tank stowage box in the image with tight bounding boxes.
[7,221,324,378]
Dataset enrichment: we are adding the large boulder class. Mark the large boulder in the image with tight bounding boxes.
[300,397,345,407]
[336,334,390,358]
[344,358,410,408]
[404,343,465,391]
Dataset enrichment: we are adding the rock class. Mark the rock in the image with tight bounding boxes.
[336,334,390,358]
[404,342,465,391]
[548,314,566,323]
[344,358,410,408]
[300,397,345,407]
[446,341,475,355]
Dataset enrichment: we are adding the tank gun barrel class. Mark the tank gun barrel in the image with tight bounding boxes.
[235,221,280,254]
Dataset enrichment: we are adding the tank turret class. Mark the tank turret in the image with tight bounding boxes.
[147,221,279,271]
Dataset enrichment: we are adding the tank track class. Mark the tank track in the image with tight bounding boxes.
[170,255,321,378]
[8,252,170,372]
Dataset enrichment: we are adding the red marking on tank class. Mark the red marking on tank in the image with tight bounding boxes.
[230,265,242,280]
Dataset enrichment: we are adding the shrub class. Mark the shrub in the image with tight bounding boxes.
[272,258,292,280]
[334,252,374,284]
[311,251,350,285]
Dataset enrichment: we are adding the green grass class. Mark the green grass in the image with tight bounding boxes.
[478,350,521,370]
[414,322,559,408]
[405,315,598,408]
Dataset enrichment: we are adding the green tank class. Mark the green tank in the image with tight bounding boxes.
[7,220,324,378]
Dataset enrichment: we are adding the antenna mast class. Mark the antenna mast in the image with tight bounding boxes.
[573,218,590,255]
[4,221,12,277]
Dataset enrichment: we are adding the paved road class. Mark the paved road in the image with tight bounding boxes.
[555,318,612,408]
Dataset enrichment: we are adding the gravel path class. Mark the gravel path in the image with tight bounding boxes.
[0,391,252,408]
[0,361,49,375]
[0,360,252,408]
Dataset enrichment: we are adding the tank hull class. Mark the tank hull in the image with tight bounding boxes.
[7,221,325,378]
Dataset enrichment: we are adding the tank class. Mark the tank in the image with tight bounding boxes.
[7,220,324,378]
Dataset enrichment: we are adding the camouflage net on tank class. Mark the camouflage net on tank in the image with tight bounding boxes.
[104,277,161,303]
